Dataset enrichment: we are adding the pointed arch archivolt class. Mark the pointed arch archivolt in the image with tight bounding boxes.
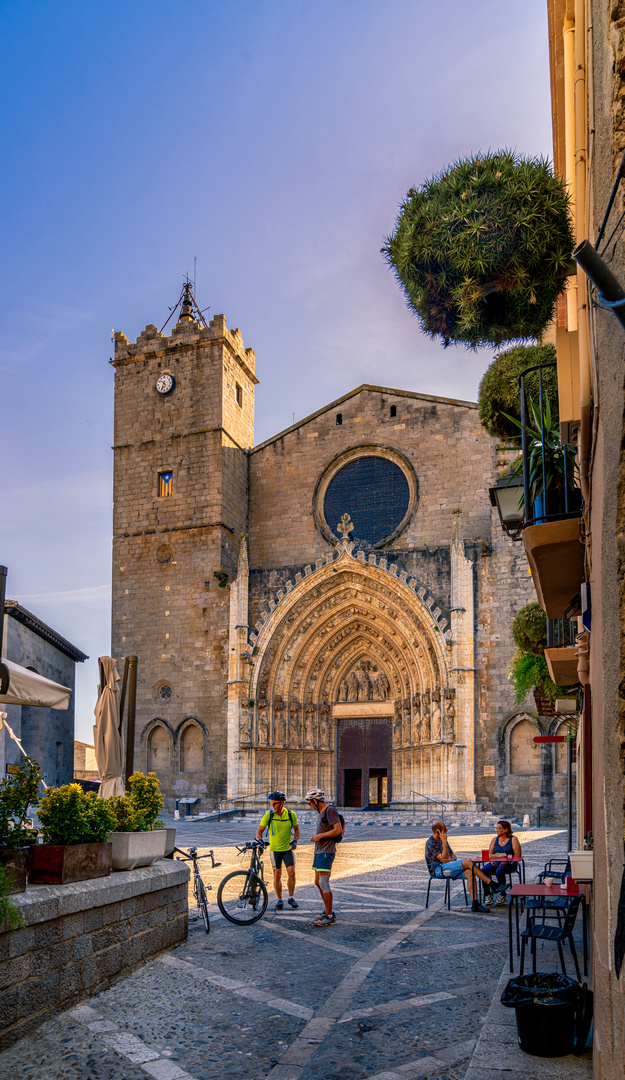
[248,546,450,742]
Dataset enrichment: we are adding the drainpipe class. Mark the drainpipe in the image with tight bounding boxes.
[563,14,577,331]
[574,0,592,506]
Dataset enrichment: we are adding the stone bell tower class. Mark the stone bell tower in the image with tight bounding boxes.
[110,284,257,806]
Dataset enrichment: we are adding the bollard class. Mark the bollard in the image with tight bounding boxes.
[522,813,530,828]
[174,809,180,821]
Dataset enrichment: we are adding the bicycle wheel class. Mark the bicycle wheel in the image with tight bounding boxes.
[217,870,268,925]
[196,876,210,934]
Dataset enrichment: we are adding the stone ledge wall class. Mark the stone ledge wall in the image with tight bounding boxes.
[0,860,189,1051]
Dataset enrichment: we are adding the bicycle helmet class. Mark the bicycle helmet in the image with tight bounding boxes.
[268,790,286,801]
[305,788,324,801]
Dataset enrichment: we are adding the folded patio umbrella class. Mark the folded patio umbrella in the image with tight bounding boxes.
[93,656,125,798]
[0,657,71,709]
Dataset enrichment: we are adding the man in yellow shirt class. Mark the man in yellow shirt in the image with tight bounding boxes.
[256,791,300,910]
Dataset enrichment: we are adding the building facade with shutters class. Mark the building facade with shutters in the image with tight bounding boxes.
[111,308,571,816]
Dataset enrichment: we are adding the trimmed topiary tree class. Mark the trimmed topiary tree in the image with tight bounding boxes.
[383,151,574,347]
[478,344,559,440]
[512,601,548,657]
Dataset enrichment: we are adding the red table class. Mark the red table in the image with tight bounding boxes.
[507,883,588,974]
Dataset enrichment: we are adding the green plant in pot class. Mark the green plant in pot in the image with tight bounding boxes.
[107,772,169,871]
[383,151,574,347]
[509,601,558,716]
[0,758,42,893]
[30,783,116,885]
[503,394,579,522]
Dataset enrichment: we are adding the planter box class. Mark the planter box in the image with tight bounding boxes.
[0,846,29,893]
[110,829,167,871]
[29,842,112,885]
[164,827,176,856]
[569,850,593,880]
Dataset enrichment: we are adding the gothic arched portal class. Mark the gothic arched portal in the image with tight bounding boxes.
[234,542,475,805]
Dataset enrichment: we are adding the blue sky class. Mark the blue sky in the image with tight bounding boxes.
[0,1,552,740]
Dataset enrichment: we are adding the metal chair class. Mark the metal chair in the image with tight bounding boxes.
[527,858,573,924]
[537,857,571,883]
[425,866,469,909]
[520,894,582,980]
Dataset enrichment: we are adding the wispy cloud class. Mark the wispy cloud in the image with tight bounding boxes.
[13,584,111,606]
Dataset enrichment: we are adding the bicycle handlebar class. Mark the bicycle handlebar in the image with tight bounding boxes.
[173,846,222,867]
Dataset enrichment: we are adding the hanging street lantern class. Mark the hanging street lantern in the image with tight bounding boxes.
[489,470,524,539]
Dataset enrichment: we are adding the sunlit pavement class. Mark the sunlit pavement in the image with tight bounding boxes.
[0,825,590,1080]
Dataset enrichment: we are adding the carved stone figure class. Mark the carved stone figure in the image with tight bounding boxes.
[430,692,442,741]
[304,708,316,748]
[443,689,456,741]
[374,671,390,700]
[289,703,301,747]
[347,671,359,701]
[320,715,330,749]
[239,709,251,746]
[258,714,269,746]
[402,710,411,745]
[421,693,431,742]
[338,679,349,702]
[357,665,373,701]
[443,700,455,741]
[273,712,286,746]
[393,701,402,745]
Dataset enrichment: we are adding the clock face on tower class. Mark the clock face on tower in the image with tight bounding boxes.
[156,372,175,396]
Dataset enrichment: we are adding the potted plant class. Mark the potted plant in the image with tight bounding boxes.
[383,151,574,347]
[502,395,579,522]
[478,344,559,440]
[30,784,116,884]
[0,759,42,893]
[509,601,559,716]
[107,772,168,871]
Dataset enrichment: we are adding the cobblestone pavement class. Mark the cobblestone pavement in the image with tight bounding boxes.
[0,825,586,1080]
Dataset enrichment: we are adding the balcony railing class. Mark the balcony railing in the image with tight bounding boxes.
[546,617,577,649]
[519,360,582,529]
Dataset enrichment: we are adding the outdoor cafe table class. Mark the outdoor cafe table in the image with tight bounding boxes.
[507,883,588,975]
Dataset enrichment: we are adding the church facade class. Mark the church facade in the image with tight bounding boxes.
[111,306,570,817]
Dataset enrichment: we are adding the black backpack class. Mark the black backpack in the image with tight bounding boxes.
[322,806,346,843]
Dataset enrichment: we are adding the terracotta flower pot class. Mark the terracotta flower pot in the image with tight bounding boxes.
[0,846,29,893]
[29,842,112,885]
[109,829,167,871]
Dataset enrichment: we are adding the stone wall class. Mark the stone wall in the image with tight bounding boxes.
[0,861,189,1051]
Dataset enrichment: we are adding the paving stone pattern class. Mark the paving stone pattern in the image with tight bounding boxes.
[0,827,589,1080]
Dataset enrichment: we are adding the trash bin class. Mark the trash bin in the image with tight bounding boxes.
[501,973,582,1057]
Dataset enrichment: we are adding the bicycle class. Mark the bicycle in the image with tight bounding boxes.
[174,846,221,933]
[217,839,269,925]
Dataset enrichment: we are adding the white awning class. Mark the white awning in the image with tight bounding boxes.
[0,658,71,709]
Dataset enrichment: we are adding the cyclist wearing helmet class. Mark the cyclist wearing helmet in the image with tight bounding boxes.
[306,788,341,927]
[256,791,300,910]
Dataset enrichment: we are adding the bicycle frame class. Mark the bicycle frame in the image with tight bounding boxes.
[174,846,222,933]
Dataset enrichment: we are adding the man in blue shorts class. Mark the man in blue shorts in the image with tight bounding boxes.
[256,791,300,910]
[425,820,491,914]
[306,788,342,927]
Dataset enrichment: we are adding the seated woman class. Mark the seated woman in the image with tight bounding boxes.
[482,820,522,906]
